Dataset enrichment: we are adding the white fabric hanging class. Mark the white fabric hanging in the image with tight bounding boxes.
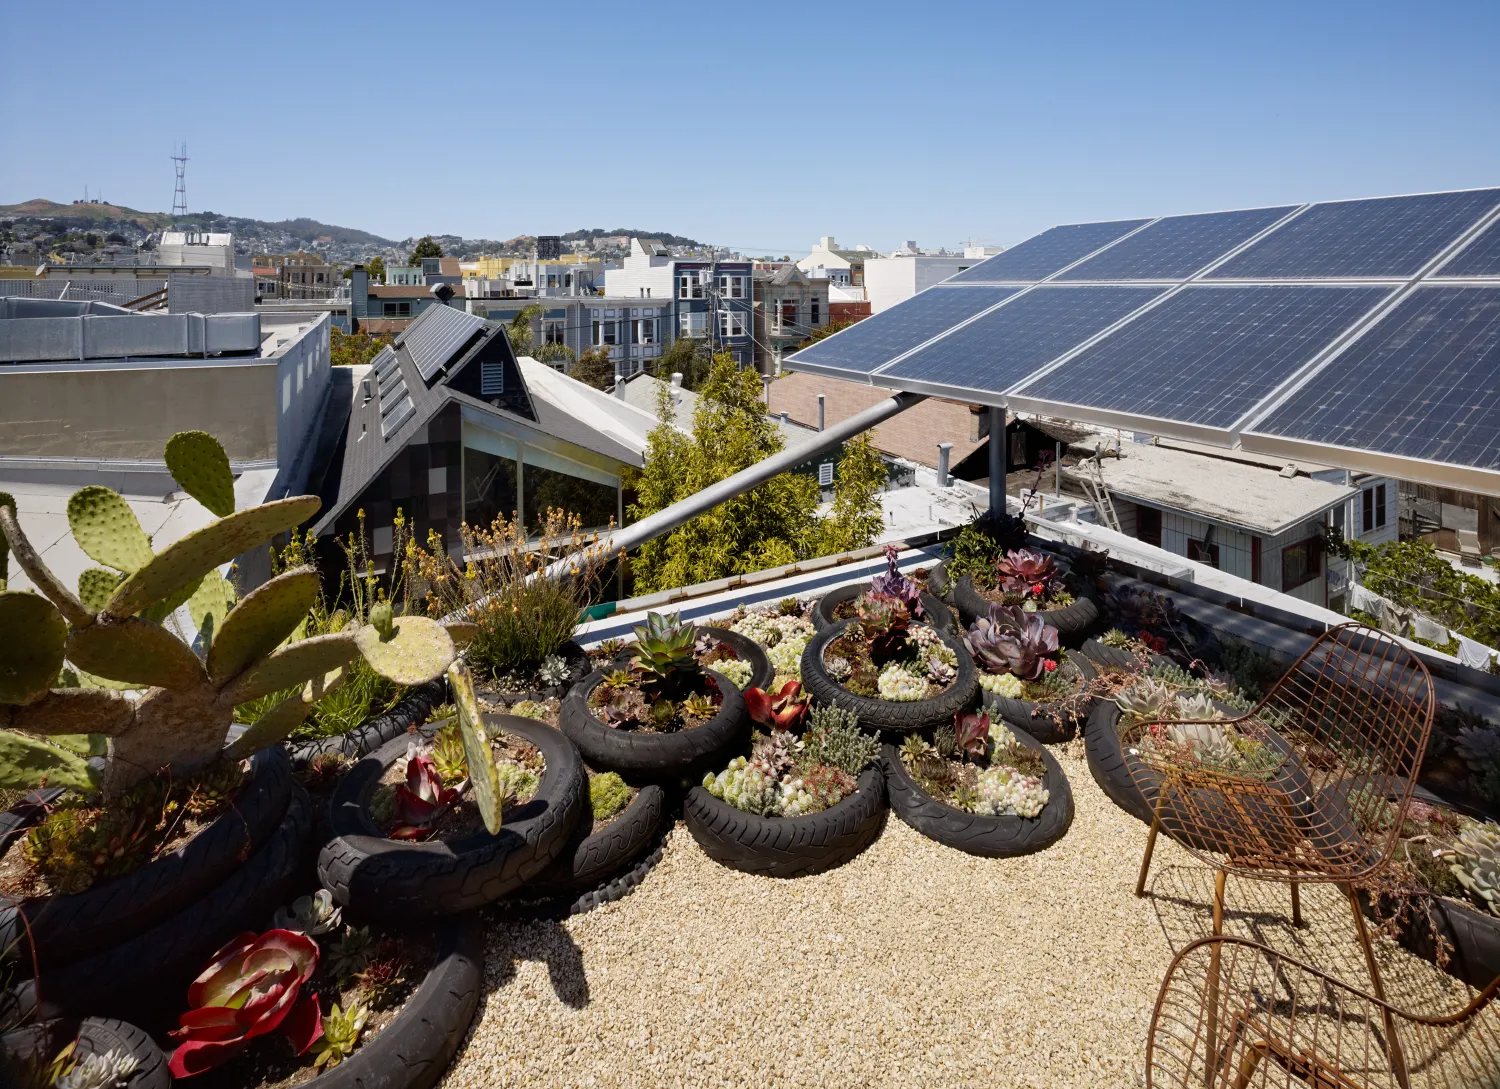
[1456,633,1499,672]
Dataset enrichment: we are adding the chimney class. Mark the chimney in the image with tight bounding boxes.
[613,362,625,399]
[817,394,825,432]
[937,443,952,488]
[350,264,369,318]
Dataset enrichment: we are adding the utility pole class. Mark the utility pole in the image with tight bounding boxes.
[170,143,188,218]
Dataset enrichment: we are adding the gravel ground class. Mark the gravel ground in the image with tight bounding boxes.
[442,750,1477,1089]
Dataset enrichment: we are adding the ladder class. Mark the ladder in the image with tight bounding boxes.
[1080,450,1122,532]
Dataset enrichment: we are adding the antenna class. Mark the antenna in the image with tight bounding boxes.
[170,143,188,218]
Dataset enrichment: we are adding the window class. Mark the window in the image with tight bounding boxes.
[818,462,835,486]
[1186,538,1220,568]
[382,301,411,317]
[1282,536,1323,590]
[780,301,798,330]
[480,362,505,396]
[463,446,518,529]
[678,271,703,299]
[1138,506,1162,548]
[591,320,600,345]
[718,275,744,299]
[811,298,820,325]
[635,317,655,345]
[523,463,617,532]
[544,320,565,344]
[602,321,618,346]
[315,272,325,283]
[719,310,745,337]
[1361,484,1387,533]
[679,311,706,337]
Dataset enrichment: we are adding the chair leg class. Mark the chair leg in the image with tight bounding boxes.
[1342,884,1410,1089]
[1212,869,1228,936]
[1135,815,1161,898]
[1290,881,1303,928]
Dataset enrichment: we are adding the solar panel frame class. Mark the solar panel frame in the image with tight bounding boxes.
[876,284,1169,393]
[1012,284,1394,430]
[1206,189,1500,281]
[403,305,488,382]
[380,394,415,438]
[1055,205,1299,282]
[944,218,1152,283]
[1245,285,1500,472]
[784,285,1020,375]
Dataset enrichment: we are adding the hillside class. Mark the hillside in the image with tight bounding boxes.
[0,198,174,229]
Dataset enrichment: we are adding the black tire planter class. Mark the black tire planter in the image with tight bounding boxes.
[289,678,448,768]
[0,745,293,972]
[485,640,594,705]
[1079,637,1156,674]
[318,717,586,919]
[811,582,957,637]
[800,620,978,735]
[881,727,1074,856]
[0,786,65,855]
[560,669,749,782]
[683,764,887,877]
[699,625,774,692]
[981,655,1098,744]
[4,785,314,1029]
[192,912,484,1089]
[1,1017,169,1089]
[951,572,1102,647]
[520,783,666,901]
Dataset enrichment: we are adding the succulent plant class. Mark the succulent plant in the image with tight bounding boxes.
[0,430,470,800]
[1106,583,1179,634]
[703,755,780,816]
[494,761,539,808]
[965,604,1059,681]
[1163,716,1240,768]
[389,743,461,840]
[953,711,991,762]
[597,685,648,728]
[429,722,470,783]
[856,592,911,662]
[1174,692,1228,722]
[1451,821,1500,917]
[745,681,810,732]
[53,1045,138,1089]
[978,672,1024,698]
[974,764,1049,818]
[589,771,633,820]
[799,763,856,809]
[273,888,342,936]
[311,1001,369,1070]
[900,735,950,787]
[824,655,852,681]
[602,669,634,690]
[1115,679,1175,725]
[326,925,374,980]
[933,725,957,758]
[995,548,1060,599]
[869,543,925,618]
[751,729,797,777]
[630,611,702,701]
[22,775,172,894]
[354,940,408,1009]
[168,928,322,1077]
[800,704,878,776]
[681,692,717,720]
[537,654,569,687]
[768,636,808,678]
[713,656,752,689]
[877,662,929,701]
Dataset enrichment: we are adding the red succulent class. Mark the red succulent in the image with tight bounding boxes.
[1042,659,1057,672]
[391,744,461,840]
[168,929,322,1077]
[995,548,1061,598]
[744,681,811,732]
[953,711,991,761]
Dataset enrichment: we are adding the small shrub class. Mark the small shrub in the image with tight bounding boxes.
[589,772,633,820]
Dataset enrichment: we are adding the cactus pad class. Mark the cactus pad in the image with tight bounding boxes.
[165,431,237,518]
[206,566,320,684]
[67,617,207,691]
[445,621,479,646]
[78,568,125,614]
[8,687,134,737]
[0,730,98,793]
[103,496,320,620]
[221,631,360,705]
[0,591,68,705]
[67,486,154,574]
[449,661,503,835]
[354,614,455,686]
[226,665,346,759]
[187,572,236,645]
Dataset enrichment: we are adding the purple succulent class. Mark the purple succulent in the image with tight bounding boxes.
[965,604,1059,681]
[856,591,911,663]
[869,544,925,618]
[995,548,1061,599]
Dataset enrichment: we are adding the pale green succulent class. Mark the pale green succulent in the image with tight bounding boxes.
[0,431,477,799]
[312,1000,369,1069]
[1174,692,1228,722]
[273,888,342,936]
[1115,679,1174,724]
[1451,821,1500,918]
[53,1046,138,1089]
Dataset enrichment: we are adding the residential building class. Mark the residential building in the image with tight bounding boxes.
[251,252,338,300]
[603,238,755,371]
[752,265,828,373]
[863,246,981,314]
[796,236,876,289]
[349,265,466,334]
[155,231,245,277]
[312,304,654,573]
[387,265,422,286]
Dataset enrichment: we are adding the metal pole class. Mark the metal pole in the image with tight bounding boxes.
[987,405,1004,515]
[543,391,928,580]
[818,394,826,432]
[1055,441,1062,497]
[937,443,952,488]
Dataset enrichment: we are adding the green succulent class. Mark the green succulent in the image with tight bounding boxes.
[681,693,716,720]
[602,669,635,690]
[510,699,548,719]
[429,723,470,784]
[312,1001,369,1069]
[1452,821,1500,917]
[629,611,702,700]
[0,431,469,799]
[327,925,375,980]
[800,704,878,777]
[589,771,633,821]
[1115,679,1175,725]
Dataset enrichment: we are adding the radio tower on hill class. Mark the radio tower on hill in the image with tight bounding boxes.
[170,143,188,217]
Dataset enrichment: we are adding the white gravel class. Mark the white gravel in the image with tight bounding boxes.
[442,751,1475,1089]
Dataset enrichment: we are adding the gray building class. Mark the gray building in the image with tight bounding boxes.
[753,265,829,374]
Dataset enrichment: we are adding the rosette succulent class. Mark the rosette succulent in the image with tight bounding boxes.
[713,656,752,689]
[630,611,702,700]
[877,662,928,701]
[745,681,811,732]
[54,1047,138,1089]
[703,755,779,816]
[965,604,1059,680]
[995,548,1061,599]
[273,888,342,936]
[1451,821,1500,917]
[168,929,323,1077]
[953,711,991,761]
[856,592,911,662]
[869,543,925,618]
[537,654,570,687]
[390,743,461,840]
[978,672,1024,698]
[1115,679,1174,725]
[311,1001,369,1070]
[975,764,1049,818]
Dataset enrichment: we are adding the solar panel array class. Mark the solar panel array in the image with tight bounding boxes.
[374,344,415,439]
[401,305,488,383]
[785,187,1500,483]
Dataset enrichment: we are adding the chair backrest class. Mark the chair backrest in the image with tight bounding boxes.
[1146,936,1500,1088]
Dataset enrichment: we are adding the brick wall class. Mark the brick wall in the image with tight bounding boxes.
[768,371,983,469]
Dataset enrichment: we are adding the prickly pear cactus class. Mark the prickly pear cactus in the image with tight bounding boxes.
[0,431,467,799]
[449,661,505,835]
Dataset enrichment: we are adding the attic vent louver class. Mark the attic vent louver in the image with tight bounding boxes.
[480,362,505,396]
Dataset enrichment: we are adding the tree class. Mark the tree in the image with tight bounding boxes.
[330,326,390,367]
[571,346,614,390]
[367,255,386,283]
[505,303,543,356]
[798,316,856,347]
[407,236,442,266]
[813,433,887,554]
[654,333,713,391]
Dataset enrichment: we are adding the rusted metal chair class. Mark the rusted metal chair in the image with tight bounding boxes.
[1146,936,1500,1088]
[1125,623,1436,1034]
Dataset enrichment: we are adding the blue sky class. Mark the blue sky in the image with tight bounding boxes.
[2,1,1497,252]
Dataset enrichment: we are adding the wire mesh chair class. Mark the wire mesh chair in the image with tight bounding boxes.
[1125,622,1436,1046]
[1146,936,1500,1088]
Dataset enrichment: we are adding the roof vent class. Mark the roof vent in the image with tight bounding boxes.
[670,372,683,388]
[361,377,372,402]
[1279,463,1299,478]
[430,282,455,302]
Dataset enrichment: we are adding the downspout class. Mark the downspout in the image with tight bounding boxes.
[543,390,927,580]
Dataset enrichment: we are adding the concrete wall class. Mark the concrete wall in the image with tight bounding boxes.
[270,312,332,493]
[863,256,975,314]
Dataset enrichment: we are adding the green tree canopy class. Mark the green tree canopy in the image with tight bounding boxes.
[570,346,612,389]
[406,236,442,265]
[625,353,884,592]
[367,255,386,283]
[654,334,713,391]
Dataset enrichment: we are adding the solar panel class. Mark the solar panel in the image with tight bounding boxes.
[1057,206,1297,281]
[1251,286,1500,470]
[879,286,1167,392]
[945,219,1150,283]
[1437,217,1500,278]
[1015,285,1392,429]
[381,394,415,438]
[371,345,398,378]
[1208,189,1500,280]
[786,286,1018,374]
[379,377,409,418]
[403,305,488,382]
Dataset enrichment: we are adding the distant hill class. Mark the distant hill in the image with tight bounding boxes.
[0,198,174,229]
[256,217,395,247]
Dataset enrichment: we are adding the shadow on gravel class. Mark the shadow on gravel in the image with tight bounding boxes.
[483,914,590,1008]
